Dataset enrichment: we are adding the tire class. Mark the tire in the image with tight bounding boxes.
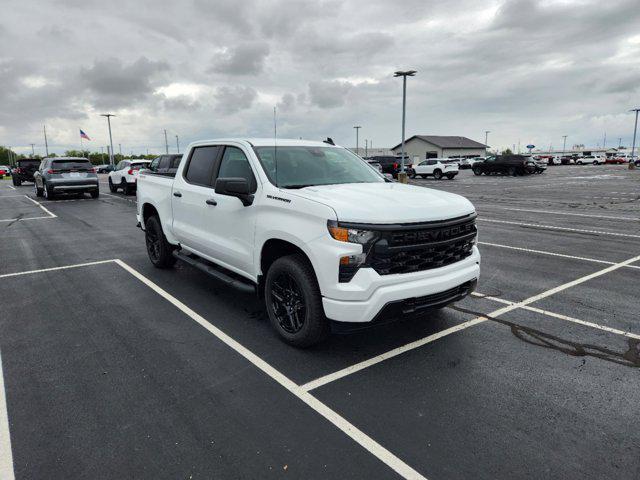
[577,161,583,165]
[446,174,455,180]
[145,215,176,269]
[34,182,43,197]
[507,167,516,176]
[90,189,99,199]
[409,171,416,179]
[592,160,598,165]
[43,182,55,200]
[120,179,129,195]
[473,167,482,176]
[433,169,443,180]
[265,254,329,347]
[108,177,117,193]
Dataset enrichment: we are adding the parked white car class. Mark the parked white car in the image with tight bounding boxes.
[411,158,459,180]
[575,155,605,165]
[459,158,484,169]
[108,159,151,194]
[136,138,479,346]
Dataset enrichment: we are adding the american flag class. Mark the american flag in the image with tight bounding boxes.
[80,129,91,141]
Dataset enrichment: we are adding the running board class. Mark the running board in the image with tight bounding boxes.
[172,251,256,294]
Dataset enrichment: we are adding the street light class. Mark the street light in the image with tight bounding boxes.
[629,108,639,170]
[394,70,417,183]
[176,135,180,154]
[100,114,116,167]
[485,131,490,148]
[562,135,568,163]
[353,126,361,155]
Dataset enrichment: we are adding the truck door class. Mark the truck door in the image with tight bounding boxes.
[203,145,259,276]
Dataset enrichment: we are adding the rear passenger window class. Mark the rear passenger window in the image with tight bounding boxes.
[184,146,220,186]
[216,147,257,192]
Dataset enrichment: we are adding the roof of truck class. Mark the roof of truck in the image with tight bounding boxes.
[191,138,339,148]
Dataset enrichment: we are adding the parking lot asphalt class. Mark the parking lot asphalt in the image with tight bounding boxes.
[0,164,639,479]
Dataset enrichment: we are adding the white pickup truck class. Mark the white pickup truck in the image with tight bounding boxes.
[136,138,480,346]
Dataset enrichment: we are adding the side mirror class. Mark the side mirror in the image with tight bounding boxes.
[215,177,254,206]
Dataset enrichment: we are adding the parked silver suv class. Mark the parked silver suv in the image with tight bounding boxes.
[34,157,99,199]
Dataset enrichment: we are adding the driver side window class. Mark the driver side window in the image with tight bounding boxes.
[216,147,257,193]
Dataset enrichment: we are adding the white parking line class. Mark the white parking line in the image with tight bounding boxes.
[0,195,57,222]
[479,218,640,238]
[478,241,640,270]
[0,351,15,480]
[497,207,639,221]
[114,259,426,480]
[471,293,640,340]
[23,196,56,218]
[300,253,640,391]
[0,259,115,279]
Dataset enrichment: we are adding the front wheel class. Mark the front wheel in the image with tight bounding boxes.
[265,254,328,347]
[108,177,117,193]
[43,182,55,200]
[593,160,598,165]
[446,174,455,180]
[507,167,516,176]
[145,216,176,268]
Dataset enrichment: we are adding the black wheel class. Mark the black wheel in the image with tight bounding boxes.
[265,254,328,347]
[592,160,598,165]
[13,178,21,186]
[145,216,176,268]
[473,167,482,176]
[409,171,416,179]
[433,169,443,180]
[34,182,43,197]
[43,182,55,200]
[108,177,117,193]
[120,179,129,195]
[577,160,583,165]
[507,167,516,176]
[90,189,99,199]
[446,174,455,180]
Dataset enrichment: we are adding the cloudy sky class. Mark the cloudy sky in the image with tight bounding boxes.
[1,0,640,155]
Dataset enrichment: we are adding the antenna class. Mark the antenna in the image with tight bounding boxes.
[274,106,278,187]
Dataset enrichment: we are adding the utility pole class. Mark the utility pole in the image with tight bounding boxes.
[365,139,368,157]
[100,114,116,167]
[629,108,639,170]
[394,70,417,183]
[485,130,490,148]
[618,137,622,149]
[603,132,606,149]
[164,129,169,154]
[119,143,122,156]
[562,135,568,163]
[43,125,49,156]
[175,135,180,153]
[30,143,35,156]
[353,126,361,155]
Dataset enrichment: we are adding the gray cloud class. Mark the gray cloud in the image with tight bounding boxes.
[209,42,270,75]
[215,86,257,114]
[308,80,352,108]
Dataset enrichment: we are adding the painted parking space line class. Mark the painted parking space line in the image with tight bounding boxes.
[0,352,15,480]
[113,259,426,480]
[0,195,57,222]
[496,208,639,221]
[300,253,640,392]
[479,218,640,238]
[471,292,640,340]
[478,242,640,270]
[0,259,115,279]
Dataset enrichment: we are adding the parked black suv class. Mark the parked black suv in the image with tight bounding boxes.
[147,154,183,176]
[11,159,40,185]
[472,155,537,176]
[368,156,413,178]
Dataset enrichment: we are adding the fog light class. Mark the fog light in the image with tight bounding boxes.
[340,253,366,266]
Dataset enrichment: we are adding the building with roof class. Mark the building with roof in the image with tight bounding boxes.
[390,135,488,160]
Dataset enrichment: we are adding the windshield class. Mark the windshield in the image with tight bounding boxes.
[254,146,385,188]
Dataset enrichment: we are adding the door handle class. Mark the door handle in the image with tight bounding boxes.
[173,192,182,197]
[205,199,217,206]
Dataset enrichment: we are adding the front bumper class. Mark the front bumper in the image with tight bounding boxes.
[322,246,480,323]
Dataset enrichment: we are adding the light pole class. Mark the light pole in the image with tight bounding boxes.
[164,129,169,154]
[176,135,180,153]
[365,139,368,157]
[562,135,568,163]
[353,126,361,155]
[394,70,416,183]
[30,143,35,156]
[100,114,116,167]
[43,125,49,157]
[630,108,639,170]
[485,130,490,149]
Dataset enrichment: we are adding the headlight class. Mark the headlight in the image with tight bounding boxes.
[327,220,378,244]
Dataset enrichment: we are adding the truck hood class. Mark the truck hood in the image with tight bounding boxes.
[287,182,475,224]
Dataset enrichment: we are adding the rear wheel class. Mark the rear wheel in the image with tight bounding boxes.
[145,216,176,268]
[593,160,598,165]
[13,178,21,186]
[34,182,43,197]
[577,160,583,165]
[90,189,99,199]
[43,182,55,200]
[507,167,516,176]
[446,173,455,180]
[409,171,416,179]
[108,177,117,193]
[473,167,482,176]
[433,169,443,180]
[265,254,328,347]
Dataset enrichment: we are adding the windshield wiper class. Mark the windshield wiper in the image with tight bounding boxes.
[280,184,315,189]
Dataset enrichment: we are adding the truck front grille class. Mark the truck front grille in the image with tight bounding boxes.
[369,215,476,276]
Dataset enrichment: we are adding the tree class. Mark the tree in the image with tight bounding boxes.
[0,146,17,164]
[64,149,90,158]
[501,148,514,155]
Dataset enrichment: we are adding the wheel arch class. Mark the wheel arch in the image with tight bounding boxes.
[258,238,318,299]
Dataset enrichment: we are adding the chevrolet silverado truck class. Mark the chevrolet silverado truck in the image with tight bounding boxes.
[136,139,480,346]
